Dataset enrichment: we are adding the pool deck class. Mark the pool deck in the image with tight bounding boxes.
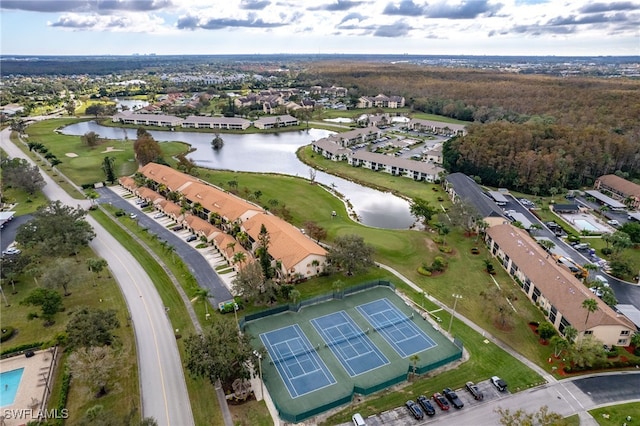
[559,212,613,234]
[0,349,57,426]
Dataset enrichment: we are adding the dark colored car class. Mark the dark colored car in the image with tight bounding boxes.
[186,234,198,242]
[465,381,484,400]
[405,400,424,420]
[443,388,464,409]
[171,225,183,231]
[417,395,436,416]
[432,392,450,411]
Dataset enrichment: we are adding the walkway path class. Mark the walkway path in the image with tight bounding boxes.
[0,127,195,426]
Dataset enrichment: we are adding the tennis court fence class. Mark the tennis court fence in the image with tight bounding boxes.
[239,280,395,330]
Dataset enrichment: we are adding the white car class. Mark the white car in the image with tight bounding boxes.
[129,213,138,219]
[2,247,21,256]
[607,219,620,227]
[153,212,165,219]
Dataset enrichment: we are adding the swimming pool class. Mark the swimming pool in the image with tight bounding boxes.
[0,367,24,407]
[574,218,599,232]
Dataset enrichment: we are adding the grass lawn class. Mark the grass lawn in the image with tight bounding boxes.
[590,402,640,425]
[0,248,139,424]
[297,145,451,201]
[23,118,189,185]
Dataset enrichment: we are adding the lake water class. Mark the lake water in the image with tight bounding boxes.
[60,121,416,229]
[114,98,149,111]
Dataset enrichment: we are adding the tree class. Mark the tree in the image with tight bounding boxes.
[609,230,632,255]
[81,131,102,147]
[446,199,479,235]
[20,287,63,325]
[581,298,598,327]
[41,258,77,296]
[599,285,618,307]
[1,157,46,195]
[66,308,120,349]
[85,104,105,117]
[434,221,450,245]
[184,321,259,388]
[87,257,108,286]
[568,337,606,369]
[232,251,247,266]
[256,224,272,279]
[327,234,375,276]
[133,129,163,166]
[211,134,224,150]
[290,289,301,304]
[68,345,121,397]
[102,156,116,184]
[409,354,420,380]
[563,326,578,344]
[232,261,265,302]
[537,322,557,342]
[0,253,30,294]
[192,287,211,318]
[538,239,555,253]
[550,335,569,358]
[619,222,640,244]
[16,200,95,257]
[409,197,437,225]
[304,221,327,243]
[496,405,567,426]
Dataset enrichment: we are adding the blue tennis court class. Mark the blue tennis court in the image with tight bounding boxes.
[310,311,389,377]
[356,298,437,357]
[260,324,336,398]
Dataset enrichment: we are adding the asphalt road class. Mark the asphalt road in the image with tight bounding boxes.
[95,186,233,306]
[0,127,194,426]
[345,373,640,425]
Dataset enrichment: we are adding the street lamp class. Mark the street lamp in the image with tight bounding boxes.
[253,350,263,400]
[448,294,463,334]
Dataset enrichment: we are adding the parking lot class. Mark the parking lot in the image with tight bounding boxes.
[339,379,509,425]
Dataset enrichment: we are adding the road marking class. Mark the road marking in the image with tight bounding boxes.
[559,382,585,410]
[98,233,173,425]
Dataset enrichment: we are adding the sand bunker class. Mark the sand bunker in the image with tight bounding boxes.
[101,146,124,153]
[65,152,78,158]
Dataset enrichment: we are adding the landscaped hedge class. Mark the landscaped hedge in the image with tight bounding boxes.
[0,326,15,343]
[0,341,44,358]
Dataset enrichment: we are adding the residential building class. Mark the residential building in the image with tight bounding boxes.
[407,118,467,136]
[253,115,299,129]
[311,138,352,161]
[485,224,636,347]
[444,173,507,227]
[357,94,405,109]
[594,174,640,210]
[348,151,444,182]
[181,115,251,130]
[123,162,327,279]
[112,111,184,127]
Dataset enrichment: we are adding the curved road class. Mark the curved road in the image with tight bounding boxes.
[0,127,194,426]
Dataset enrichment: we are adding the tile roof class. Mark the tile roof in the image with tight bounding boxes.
[242,213,327,271]
[486,224,635,332]
[597,174,640,198]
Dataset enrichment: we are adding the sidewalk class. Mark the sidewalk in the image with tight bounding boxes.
[375,262,558,384]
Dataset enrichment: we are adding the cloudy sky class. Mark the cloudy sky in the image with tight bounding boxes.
[1,0,638,56]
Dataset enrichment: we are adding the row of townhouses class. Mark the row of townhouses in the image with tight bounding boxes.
[357,94,406,109]
[119,163,327,280]
[112,111,299,130]
[443,173,637,346]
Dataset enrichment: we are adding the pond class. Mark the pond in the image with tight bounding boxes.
[114,98,149,111]
[60,121,416,229]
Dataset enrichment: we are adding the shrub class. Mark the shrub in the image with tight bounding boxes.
[601,247,613,255]
[114,209,126,217]
[1,341,44,357]
[417,266,432,276]
[0,327,15,343]
[432,236,444,244]
[439,246,453,254]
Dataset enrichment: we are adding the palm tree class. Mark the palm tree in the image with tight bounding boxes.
[232,251,247,267]
[192,287,212,318]
[581,298,598,327]
[563,326,578,344]
[290,289,301,304]
[409,354,420,380]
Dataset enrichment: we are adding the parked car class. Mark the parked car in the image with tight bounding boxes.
[351,413,366,426]
[607,219,620,227]
[416,395,436,416]
[405,400,424,420]
[171,225,183,231]
[153,212,165,219]
[491,376,508,392]
[443,388,464,408]
[432,392,450,411]
[465,381,483,400]
[139,202,150,208]
[186,235,198,242]
[2,247,21,256]
[135,199,145,205]
[129,213,138,219]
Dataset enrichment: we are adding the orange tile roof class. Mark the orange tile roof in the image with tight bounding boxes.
[184,214,221,238]
[119,176,136,190]
[180,181,259,222]
[242,213,327,271]
[139,162,197,192]
[486,224,634,332]
[597,174,640,198]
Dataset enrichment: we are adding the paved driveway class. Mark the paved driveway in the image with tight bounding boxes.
[95,186,234,306]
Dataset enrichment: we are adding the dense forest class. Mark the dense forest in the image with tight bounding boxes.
[299,62,640,193]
